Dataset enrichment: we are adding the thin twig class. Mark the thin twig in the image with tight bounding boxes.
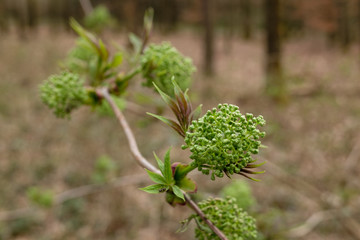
[185,194,228,240]
[98,87,229,240]
[264,159,360,239]
[79,0,94,16]
[0,174,146,221]
[287,209,336,238]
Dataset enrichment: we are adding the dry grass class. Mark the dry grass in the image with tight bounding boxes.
[0,26,360,239]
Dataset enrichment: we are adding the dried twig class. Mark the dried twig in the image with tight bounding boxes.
[287,209,336,238]
[265,159,360,239]
[0,174,146,221]
[79,0,94,16]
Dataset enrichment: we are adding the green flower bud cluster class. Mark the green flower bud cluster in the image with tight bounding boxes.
[84,5,115,33]
[183,104,265,180]
[140,42,196,96]
[40,71,87,118]
[195,197,257,240]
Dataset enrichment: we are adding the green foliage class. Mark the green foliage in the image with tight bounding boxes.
[140,42,196,96]
[148,80,202,137]
[183,103,266,180]
[0,217,38,237]
[95,95,126,116]
[69,19,126,88]
[66,38,97,75]
[38,10,267,240]
[194,197,257,240]
[140,148,197,206]
[39,71,87,118]
[27,187,54,208]
[221,180,256,210]
[92,155,116,183]
[84,5,115,33]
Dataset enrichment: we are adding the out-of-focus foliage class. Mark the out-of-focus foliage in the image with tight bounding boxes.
[194,197,257,240]
[95,95,126,116]
[65,38,97,76]
[91,155,117,184]
[221,180,256,210]
[84,5,116,33]
[140,42,196,96]
[26,187,54,208]
[39,71,88,118]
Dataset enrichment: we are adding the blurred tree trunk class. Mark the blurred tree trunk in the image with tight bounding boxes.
[337,0,351,52]
[0,0,8,32]
[265,0,286,102]
[123,0,139,34]
[240,0,252,39]
[202,0,214,75]
[27,0,38,30]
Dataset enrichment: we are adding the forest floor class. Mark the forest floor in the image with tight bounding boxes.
[1,27,360,240]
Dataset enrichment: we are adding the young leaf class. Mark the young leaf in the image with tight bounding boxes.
[128,33,142,53]
[147,112,184,137]
[164,148,173,184]
[98,39,109,61]
[177,177,197,193]
[172,185,184,201]
[144,8,154,34]
[111,52,123,68]
[153,82,175,107]
[140,184,168,194]
[153,152,164,175]
[145,169,167,184]
[173,164,196,181]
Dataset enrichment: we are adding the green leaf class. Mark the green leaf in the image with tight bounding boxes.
[98,39,109,61]
[171,77,183,97]
[147,112,184,137]
[70,18,99,54]
[153,82,174,106]
[177,177,197,193]
[164,148,173,184]
[140,184,168,194]
[128,33,142,53]
[145,169,167,184]
[111,52,123,68]
[173,164,195,181]
[172,185,184,201]
[153,152,164,175]
[144,8,154,34]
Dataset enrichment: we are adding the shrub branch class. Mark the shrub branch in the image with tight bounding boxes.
[97,87,229,240]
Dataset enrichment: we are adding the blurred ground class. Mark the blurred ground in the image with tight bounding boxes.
[0,27,360,240]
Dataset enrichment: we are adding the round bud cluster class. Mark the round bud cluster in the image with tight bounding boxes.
[183,104,265,180]
[40,71,87,118]
[195,197,257,240]
[140,42,196,96]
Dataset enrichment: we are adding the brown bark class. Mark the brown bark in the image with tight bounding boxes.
[27,0,38,29]
[202,0,214,75]
[240,0,252,40]
[265,0,286,102]
[337,0,351,52]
